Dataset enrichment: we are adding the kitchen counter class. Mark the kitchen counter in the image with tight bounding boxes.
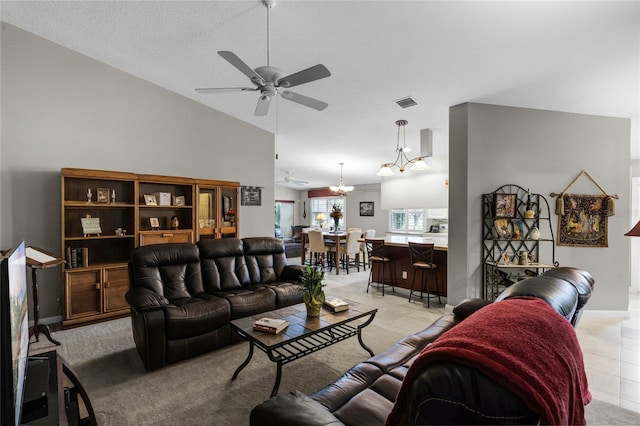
[367,235,448,297]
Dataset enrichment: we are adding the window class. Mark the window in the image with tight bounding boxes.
[311,197,346,228]
[390,208,425,233]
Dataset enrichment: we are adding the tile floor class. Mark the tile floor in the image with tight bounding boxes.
[576,291,640,413]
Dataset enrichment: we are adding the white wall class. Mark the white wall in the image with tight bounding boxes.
[1,23,276,320]
[449,102,631,311]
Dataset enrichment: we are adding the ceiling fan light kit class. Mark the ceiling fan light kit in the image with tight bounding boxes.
[195,0,331,116]
[376,119,431,176]
[330,162,354,196]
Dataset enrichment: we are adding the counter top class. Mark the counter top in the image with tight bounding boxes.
[370,235,448,251]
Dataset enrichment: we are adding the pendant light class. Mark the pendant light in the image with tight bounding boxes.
[330,162,354,196]
[377,120,430,176]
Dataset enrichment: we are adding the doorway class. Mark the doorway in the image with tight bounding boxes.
[275,200,295,239]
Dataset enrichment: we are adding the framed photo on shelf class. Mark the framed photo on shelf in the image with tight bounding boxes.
[144,194,157,206]
[173,195,185,206]
[493,218,512,239]
[149,217,160,230]
[511,219,525,240]
[97,187,110,204]
[359,202,374,217]
[493,193,517,217]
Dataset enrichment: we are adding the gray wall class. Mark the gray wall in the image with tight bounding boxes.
[449,102,631,311]
[1,23,276,321]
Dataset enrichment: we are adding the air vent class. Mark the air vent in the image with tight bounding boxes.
[395,96,419,109]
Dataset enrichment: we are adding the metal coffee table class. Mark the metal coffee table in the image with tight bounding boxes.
[230,299,377,397]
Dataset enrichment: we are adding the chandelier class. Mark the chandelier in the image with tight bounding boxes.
[376,120,430,176]
[330,162,354,196]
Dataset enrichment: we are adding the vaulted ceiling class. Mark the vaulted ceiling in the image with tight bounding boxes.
[2,1,638,189]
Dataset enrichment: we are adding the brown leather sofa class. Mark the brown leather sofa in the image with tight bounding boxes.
[125,237,304,371]
[250,267,594,426]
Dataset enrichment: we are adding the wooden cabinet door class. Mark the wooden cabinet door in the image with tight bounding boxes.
[103,265,129,313]
[65,268,101,319]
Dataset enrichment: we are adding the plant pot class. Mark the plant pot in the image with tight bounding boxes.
[304,292,325,318]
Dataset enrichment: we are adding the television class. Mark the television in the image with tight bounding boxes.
[1,241,29,426]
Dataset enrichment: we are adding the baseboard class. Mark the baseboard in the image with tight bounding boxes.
[29,315,63,328]
[581,309,630,319]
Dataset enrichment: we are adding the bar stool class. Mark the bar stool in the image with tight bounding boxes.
[407,241,441,306]
[360,229,376,270]
[366,239,395,295]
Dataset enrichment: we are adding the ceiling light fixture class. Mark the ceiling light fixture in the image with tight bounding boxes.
[330,162,354,196]
[376,120,430,176]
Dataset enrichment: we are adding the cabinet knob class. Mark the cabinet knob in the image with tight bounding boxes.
[162,233,174,237]
[95,283,101,290]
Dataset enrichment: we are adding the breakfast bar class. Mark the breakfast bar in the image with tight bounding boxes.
[368,235,448,297]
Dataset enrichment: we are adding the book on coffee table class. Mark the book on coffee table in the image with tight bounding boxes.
[253,317,289,334]
[324,296,349,312]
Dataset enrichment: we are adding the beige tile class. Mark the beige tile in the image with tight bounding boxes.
[584,369,620,399]
[620,361,640,381]
[621,348,640,366]
[584,351,620,376]
[620,377,640,404]
[620,399,640,413]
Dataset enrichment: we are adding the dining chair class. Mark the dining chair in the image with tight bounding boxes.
[366,238,394,295]
[308,229,333,270]
[407,241,441,306]
[336,229,362,274]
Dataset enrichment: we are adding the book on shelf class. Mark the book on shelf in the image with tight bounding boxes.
[65,247,89,268]
[253,317,289,334]
[324,296,349,312]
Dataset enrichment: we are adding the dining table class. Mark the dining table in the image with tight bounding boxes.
[299,228,348,274]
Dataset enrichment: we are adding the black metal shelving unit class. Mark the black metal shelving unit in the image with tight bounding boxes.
[482,184,558,300]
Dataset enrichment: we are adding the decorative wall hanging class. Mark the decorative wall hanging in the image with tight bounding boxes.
[241,186,262,206]
[550,170,618,247]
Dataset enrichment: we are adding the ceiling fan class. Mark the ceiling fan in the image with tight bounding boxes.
[195,0,331,116]
[277,172,309,186]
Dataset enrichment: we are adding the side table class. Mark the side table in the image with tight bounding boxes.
[26,246,66,345]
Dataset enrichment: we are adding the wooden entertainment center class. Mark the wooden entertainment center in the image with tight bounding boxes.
[60,168,239,328]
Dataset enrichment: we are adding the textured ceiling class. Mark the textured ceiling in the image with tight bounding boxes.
[2,0,638,189]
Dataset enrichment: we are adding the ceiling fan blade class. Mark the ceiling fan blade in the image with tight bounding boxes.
[280,91,328,111]
[218,51,266,86]
[278,64,331,88]
[195,87,257,94]
[254,96,272,116]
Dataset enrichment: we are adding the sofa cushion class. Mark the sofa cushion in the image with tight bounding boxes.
[243,237,287,283]
[129,243,205,300]
[216,286,277,319]
[250,390,345,426]
[165,295,231,339]
[453,298,493,320]
[198,238,251,292]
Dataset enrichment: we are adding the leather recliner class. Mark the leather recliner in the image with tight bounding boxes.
[126,237,304,371]
[249,267,594,426]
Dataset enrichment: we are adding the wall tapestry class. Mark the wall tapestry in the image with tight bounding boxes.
[551,170,617,248]
[241,186,262,206]
[557,194,608,247]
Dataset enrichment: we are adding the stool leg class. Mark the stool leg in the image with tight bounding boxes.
[434,269,441,305]
[409,268,417,302]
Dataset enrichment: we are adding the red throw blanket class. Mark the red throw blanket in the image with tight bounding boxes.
[386,297,591,425]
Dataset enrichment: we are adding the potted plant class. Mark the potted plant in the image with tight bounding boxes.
[300,265,326,317]
[330,204,343,231]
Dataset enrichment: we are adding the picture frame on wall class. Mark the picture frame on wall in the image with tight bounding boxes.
[241,186,262,206]
[493,193,517,217]
[144,194,157,206]
[359,202,374,216]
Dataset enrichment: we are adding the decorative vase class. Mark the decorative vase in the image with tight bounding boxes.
[303,292,325,317]
[529,225,541,240]
[333,217,340,232]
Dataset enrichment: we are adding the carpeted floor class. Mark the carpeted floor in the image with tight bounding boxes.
[30,270,640,425]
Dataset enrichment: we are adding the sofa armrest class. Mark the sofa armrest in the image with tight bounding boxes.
[250,391,344,426]
[125,287,169,312]
[280,264,305,282]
